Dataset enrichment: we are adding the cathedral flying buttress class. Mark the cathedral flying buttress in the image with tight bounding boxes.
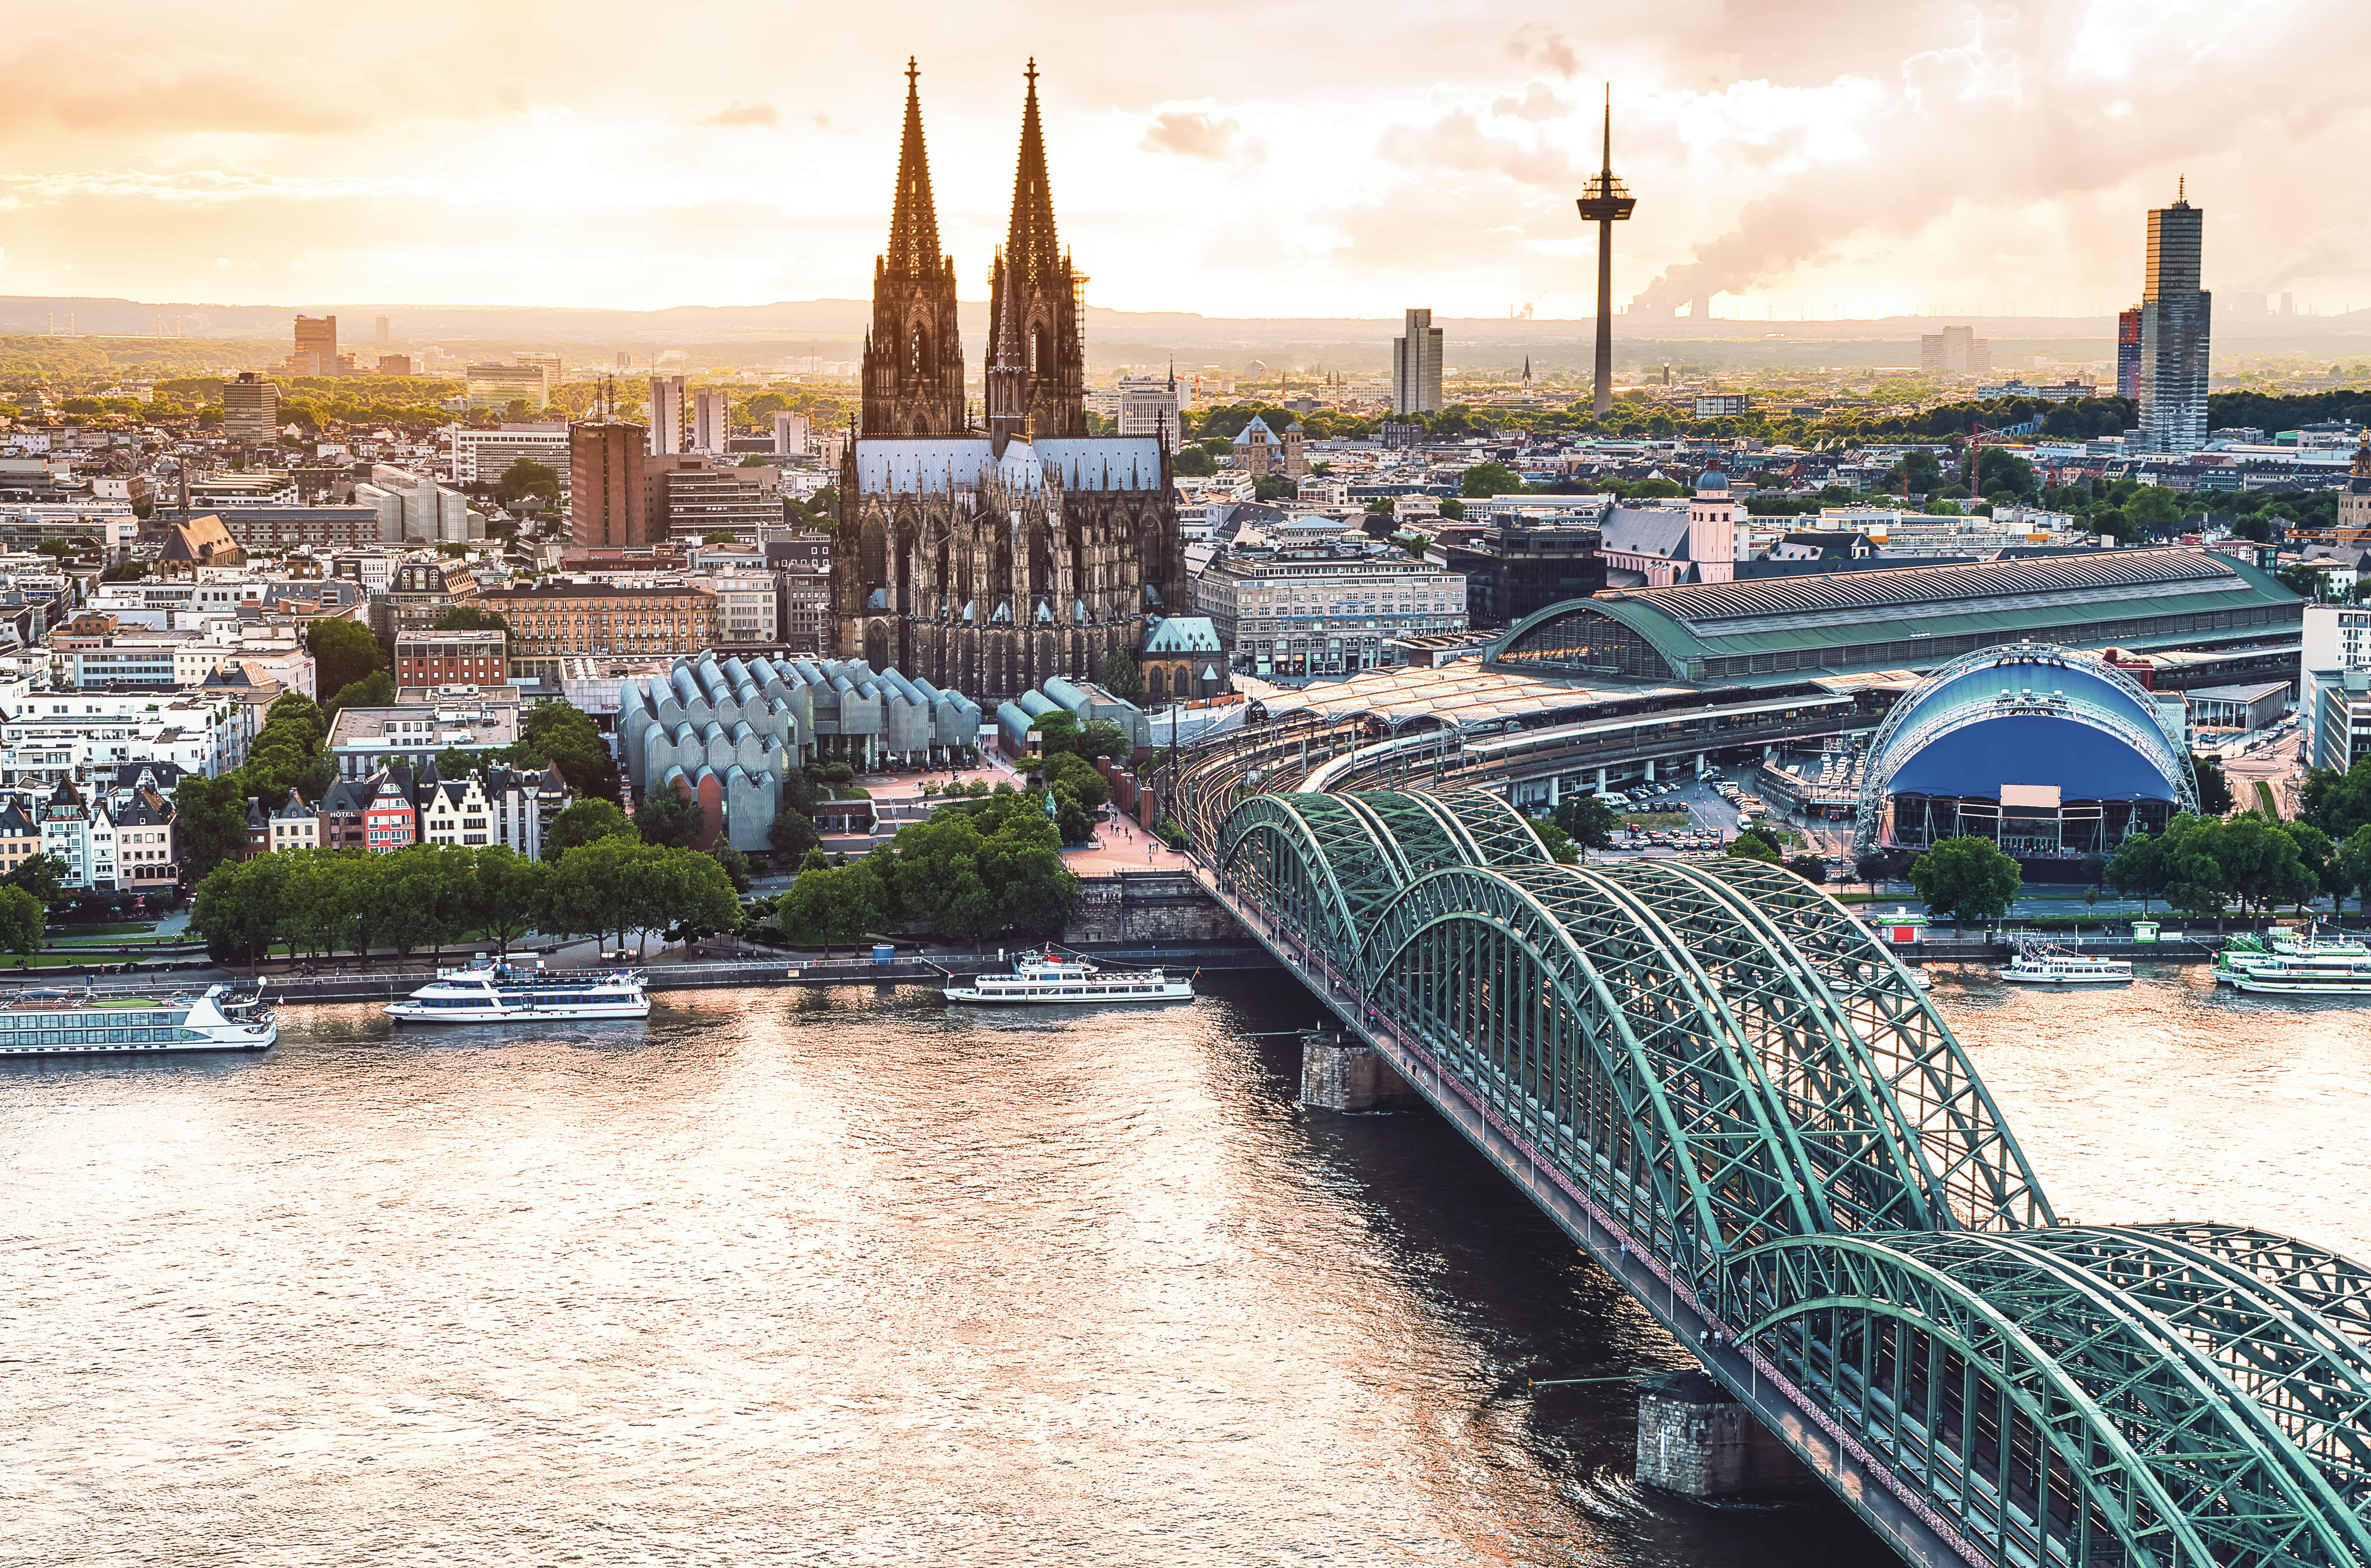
[834,59,1185,706]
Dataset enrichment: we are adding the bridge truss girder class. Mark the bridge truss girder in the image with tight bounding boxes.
[1204,777,2371,1568]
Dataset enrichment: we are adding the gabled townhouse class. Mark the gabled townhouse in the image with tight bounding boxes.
[362,766,418,853]
[0,797,38,874]
[39,778,89,887]
[112,788,177,897]
[419,773,494,847]
[315,774,374,851]
[267,789,318,854]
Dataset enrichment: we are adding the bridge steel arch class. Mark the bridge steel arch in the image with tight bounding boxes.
[1202,779,2371,1568]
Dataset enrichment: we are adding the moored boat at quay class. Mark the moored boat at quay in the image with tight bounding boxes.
[945,952,1194,1005]
[1998,947,2134,985]
[0,984,276,1058]
[384,959,650,1023]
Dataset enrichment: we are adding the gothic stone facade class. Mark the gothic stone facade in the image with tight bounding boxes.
[833,59,1185,706]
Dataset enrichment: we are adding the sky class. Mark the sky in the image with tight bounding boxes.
[1,0,2366,322]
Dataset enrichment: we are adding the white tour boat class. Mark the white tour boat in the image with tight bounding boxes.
[0,983,276,1058]
[385,957,650,1023]
[2215,927,2371,986]
[2225,953,2371,998]
[945,952,1194,1005]
[1999,948,2134,985]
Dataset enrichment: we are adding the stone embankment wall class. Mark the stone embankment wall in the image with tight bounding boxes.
[1635,1370,1812,1496]
[1062,871,1246,946]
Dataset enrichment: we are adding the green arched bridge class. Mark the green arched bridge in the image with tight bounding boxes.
[1172,715,2371,1568]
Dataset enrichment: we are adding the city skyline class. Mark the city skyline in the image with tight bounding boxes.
[1,1,2366,321]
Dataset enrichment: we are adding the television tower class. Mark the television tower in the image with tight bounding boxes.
[1573,86,1636,418]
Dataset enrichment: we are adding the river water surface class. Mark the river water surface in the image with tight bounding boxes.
[3,965,2366,1566]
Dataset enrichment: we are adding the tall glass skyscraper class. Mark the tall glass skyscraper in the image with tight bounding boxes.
[2138,187,2210,452]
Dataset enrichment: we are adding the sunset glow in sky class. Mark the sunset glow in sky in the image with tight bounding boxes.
[3,0,2366,320]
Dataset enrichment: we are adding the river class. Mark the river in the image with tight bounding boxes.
[2,965,2365,1566]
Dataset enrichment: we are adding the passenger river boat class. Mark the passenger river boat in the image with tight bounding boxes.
[944,952,1194,1005]
[1998,948,2134,985]
[0,983,276,1058]
[2214,927,2371,990]
[385,958,650,1023]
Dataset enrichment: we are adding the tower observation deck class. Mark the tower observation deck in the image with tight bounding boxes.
[1574,86,1636,420]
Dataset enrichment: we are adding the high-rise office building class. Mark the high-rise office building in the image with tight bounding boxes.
[773,412,810,456]
[2138,184,2211,453]
[293,315,337,377]
[1117,371,1185,450]
[222,373,280,440]
[569,420,650,548]
[1392,308,1442,415]
[374,314,391,346]
[464,363,551,409]
[2116,307,2143,399]
[692,388,729,455]
[1918,325,1990,374]
[648,375,688,455]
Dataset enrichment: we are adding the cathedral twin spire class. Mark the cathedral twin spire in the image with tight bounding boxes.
[859,58,1085,446]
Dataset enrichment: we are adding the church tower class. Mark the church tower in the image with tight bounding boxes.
[860,59,966,438]
[985,61,1086,450]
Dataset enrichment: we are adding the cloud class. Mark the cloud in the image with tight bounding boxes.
[1507,23,1579,78]
[1141,110,1258,162]
[1376,109,1585,188]
[703,103,780,128]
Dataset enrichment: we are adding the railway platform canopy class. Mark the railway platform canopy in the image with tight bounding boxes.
[1489,546,2300,686]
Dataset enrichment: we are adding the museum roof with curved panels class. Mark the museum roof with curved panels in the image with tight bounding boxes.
[1489,546,2300,684]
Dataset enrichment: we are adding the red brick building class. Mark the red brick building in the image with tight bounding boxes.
[395,629,508,687]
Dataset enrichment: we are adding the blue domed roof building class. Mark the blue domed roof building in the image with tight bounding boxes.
[1856,641,2196,867]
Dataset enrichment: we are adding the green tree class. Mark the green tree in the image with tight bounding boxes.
[469,847,547,958]
[2190,754,2232,816]
[1459,461,1526,498]
[307,618,384,699]
[2211,813,2316,915]
[2,851,75,915]
[1076,719,1134,762]
[633,788,706,848]
[1854,848,1897,886]
[494,457,562,506]
[2335,823,2371,913]
[508,698,620,801]
[2302,757,2371,839]
[1098,651,1145,703]
[1527,818,1580,864]
[1550,794,1618,851]
[2105,832,2172,913]
[707,840,753,894]
[1030,709,1082,756]
[0,885,43,953]
[1727,833,1780,864]
[1908,836,2022,931]
[767,806,820,862]
[1787,853,1828,884]
[325,670,394,713]
[776,860,887,953]
[192,855,291,964]
[543,797,636,860]
[173,774,253,882]
[432,745,476,778]
[871,790,1078,942]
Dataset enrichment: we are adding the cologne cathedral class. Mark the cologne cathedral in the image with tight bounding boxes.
[833,60,1187,705]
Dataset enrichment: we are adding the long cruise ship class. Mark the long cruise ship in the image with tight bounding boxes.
[0,984,276,1058]
[385,959,650,1023]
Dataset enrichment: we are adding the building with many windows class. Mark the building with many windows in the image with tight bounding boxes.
[480,579,718,684]
[2138,185,2211,454]
[1392,308,1443,415]
[451,423,571,486]
[569,420,650,548]
[221,373,280,440]
[1194,542,1468,679]
[395,629,508,688]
